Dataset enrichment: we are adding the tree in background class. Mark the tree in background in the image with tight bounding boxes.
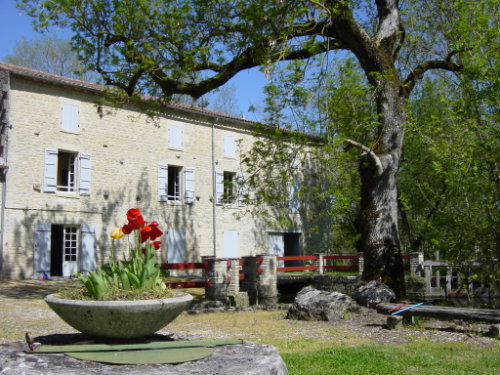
[17,0,499,297]
[4,34,97,81]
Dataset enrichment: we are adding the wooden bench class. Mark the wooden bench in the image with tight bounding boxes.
[376,303,500,335]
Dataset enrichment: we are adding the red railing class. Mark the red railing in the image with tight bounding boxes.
[323,255,358,272]
[160,262,212,289]
[277,255,317,272]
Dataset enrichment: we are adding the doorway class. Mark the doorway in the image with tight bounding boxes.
[50,225,79,277]
[267,232,301,267]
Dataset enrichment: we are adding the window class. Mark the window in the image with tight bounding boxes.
[61,103,79,132]
[215,170,246,205]
[44,148,92,195]
[223,171,236,203]
[57,151,77,192]
[167,166,182,201]
[169,125,183,149]
[223,136,235,158]
[158,164,195,203]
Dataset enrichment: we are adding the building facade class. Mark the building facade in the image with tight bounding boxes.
[0,62,322,279]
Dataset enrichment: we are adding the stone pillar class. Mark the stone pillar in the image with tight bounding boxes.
[410,252,424,276]
[241,256,257,304]
[202,256,229,301]
[257,254,278,306]
[358,252,364,276]
[226,258,240,295]
[314,253,324,275]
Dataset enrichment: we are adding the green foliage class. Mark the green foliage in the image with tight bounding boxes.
[76,243,167,300]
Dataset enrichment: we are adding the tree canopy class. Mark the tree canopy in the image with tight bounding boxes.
[17,0,500,297]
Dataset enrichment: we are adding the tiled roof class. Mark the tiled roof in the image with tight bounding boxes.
[0,61,255,126]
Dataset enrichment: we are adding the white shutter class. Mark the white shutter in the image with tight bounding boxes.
[168,229,185,263]
[34,223,51,278]
[61,103,79,132]
[80,224,96,276]
[184,167,195,204]
[237,172,247,207]
[158,163,168,201]
[79,153,92,196]
[289,179,300,212]
[169,125,183,149]
[215,170,224,205]
[223,136,235,157]
[43,148,58,193]
[223,230,239,258]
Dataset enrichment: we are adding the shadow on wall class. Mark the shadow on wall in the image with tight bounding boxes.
[5,167,199,278]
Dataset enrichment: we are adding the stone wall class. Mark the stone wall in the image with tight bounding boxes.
[0,72,305,278]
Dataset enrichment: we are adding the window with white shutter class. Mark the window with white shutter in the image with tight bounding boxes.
[61,103,79,132]
[169,125,183,149]
[223,136,235,158]
[168,229,186,263]
[44,148,91,195]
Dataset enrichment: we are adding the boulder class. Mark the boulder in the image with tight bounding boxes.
[354,281,395,308]
[286,287,357,321]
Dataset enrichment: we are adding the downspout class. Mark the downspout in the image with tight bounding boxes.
[212,119,219,257]
[0,166,6,276]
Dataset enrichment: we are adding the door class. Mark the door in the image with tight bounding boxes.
[268,233,284,268]
[62,226,79,277]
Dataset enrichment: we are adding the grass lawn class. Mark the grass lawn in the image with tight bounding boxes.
[168,310,500,375]
[280,341,500,375]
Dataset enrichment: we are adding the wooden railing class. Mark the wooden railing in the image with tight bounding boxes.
[160,262,212,289]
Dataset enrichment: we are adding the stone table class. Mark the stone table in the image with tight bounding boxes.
[0,336,287,375]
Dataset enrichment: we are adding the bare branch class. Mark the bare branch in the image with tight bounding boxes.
[345,139,383,175]
[404,51,463,94]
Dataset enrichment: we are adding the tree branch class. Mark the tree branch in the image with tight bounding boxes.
[345,139,383,175]
[404,51,463,94]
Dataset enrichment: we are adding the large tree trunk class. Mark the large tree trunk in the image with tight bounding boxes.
[359,79,406,298]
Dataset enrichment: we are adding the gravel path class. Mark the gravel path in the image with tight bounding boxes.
[0,279,498,348]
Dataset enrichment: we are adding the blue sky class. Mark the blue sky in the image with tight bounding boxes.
[0,0,267,121]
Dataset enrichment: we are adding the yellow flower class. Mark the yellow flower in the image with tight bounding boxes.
[110,227,124,240]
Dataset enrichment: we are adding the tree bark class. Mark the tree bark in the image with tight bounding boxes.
[359,78,407,298]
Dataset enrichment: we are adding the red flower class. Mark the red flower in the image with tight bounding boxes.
[140,222,163,242]
[122,223,134,234]
[126,208,145,229]
[152,241,162,250]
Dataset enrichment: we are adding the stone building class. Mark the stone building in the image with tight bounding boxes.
[0,62,326,279]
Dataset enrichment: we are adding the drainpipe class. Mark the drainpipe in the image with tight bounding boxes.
[212,119,219,258]
[0,166,7,276]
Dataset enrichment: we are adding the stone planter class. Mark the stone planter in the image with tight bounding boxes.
[45,292,193,339]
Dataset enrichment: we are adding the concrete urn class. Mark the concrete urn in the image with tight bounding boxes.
[45,292,193,339]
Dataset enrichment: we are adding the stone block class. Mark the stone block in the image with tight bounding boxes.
[386,315,403,330]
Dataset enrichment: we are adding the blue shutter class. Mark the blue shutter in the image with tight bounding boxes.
[61,103,79,132]
[79,153,91,196]
[80,224,96,275]
[184,167,195,204]
[34,223,51,278]
[158,163,168,201]
[43,148,57,193]
[167,229,185,263]
[215,170,224,205]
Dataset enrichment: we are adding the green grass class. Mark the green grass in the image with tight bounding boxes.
[280,341,500,375]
